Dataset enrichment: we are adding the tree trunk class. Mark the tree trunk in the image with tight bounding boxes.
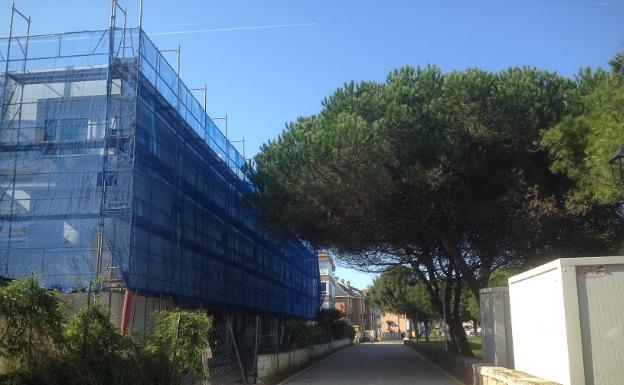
[427,226,481,303]
[452,267,474,357]
[408,256,474,356]
[442,280,459,353]
[447,316,473,356]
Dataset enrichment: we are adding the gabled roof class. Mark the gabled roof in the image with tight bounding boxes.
[335,280,366,298]
[334,281,351,297]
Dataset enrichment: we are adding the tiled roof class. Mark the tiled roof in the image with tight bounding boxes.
[335,280,366,298]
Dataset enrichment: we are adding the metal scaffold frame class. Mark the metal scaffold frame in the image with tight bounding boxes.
[0,1,321,320]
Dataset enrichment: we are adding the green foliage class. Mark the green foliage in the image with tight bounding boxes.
[249,60,624,356]
[0,276,65,370]
[367,267,435,322]
[282,309,355,350]
[488,269,518,287]
[408,335,483,359]
[250,64,622,295]
[63,305,140,385]
[147,310,213,378]
[336,320,356,342]
[286,322,328,349]
[459,268,519,323]
[315,308,356,341]
[0,278,215,385]
[250,65,623,364]
[542,52,624,206]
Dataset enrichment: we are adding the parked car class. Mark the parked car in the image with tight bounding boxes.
[464,327,481,336]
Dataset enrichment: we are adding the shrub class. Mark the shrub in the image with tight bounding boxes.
[0,277,65,371]
[282,320,330,349]
[335,319,356,341]
[0,278,214,385]
[315,308,356,341]
[64,305,142,385]
[147,310,214,379]
[294,324,328,348]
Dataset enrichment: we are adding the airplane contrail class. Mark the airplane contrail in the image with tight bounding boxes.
[149,22,198,28]
[149,22,317,36]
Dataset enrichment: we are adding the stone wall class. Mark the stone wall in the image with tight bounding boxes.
[474,366,562,385]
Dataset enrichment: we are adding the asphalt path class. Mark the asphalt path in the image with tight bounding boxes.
[281,341,461,385]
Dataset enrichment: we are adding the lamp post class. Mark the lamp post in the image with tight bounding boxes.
[608,146,624,185]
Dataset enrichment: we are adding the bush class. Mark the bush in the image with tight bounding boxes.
[0,278,214,385]
[64,305,143,385]
[0,276,65,371]
[315,308,356,341]
[147,310,214,379]
[294,323,328,349]
[281,309,357,350]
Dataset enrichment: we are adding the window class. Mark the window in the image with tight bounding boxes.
[321,281,328,294]
[319,268,329,275]
[45,118,88,142]
[43,118,90,155]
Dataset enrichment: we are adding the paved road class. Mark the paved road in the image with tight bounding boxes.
[282,341,460,385]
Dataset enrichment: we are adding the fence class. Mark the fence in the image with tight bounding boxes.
[380,332,403,341]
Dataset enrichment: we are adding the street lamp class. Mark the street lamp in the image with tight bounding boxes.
[608,146,624,185]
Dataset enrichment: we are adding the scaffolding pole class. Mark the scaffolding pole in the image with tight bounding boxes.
[3,3,31,272]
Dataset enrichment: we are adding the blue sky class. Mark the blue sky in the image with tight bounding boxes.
[4,0,623,289]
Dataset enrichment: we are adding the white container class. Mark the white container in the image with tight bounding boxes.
[480,287,514,368]
[508,257,624,385]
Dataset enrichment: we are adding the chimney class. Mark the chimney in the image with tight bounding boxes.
[341,279,345,284]
[347,280,351,287]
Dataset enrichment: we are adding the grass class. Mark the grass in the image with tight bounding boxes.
[411,335,482,358]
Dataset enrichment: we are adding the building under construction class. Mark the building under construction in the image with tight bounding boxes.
[0,1,320,352]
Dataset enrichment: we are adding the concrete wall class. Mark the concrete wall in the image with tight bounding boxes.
[508,257,624,385]
[480,287,514,368]
[58,290,181,336]
[256,339,350,383]
[508,262,574,384]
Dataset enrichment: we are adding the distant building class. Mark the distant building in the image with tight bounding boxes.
[318,253,337,309]
[316,253,380,339]
[361,288,381,335]
[335,278,367,331]
[379,313,410,334]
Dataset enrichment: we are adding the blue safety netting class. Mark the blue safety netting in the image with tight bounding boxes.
[0,28,321,319]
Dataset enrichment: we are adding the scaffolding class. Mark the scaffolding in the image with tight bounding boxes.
[0,4,321,319]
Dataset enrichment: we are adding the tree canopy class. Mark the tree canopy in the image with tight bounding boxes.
[367,266,434,323]
[542,53,624,207]
[251,65,621,289]
[250,63,624,355]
